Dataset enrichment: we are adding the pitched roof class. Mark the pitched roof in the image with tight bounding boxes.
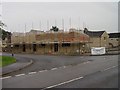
[84,28,105,37]
[108,33,120,38]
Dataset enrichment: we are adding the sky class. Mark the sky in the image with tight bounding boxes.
[1,2,118,33]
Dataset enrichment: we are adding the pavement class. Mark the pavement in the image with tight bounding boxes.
[106,50,120,55]
[85,50,120,56]
[2,55,118,88]
[0,53,33,76]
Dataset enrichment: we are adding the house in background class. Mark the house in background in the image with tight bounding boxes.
[108,32,120,48]
[84,28,109,49]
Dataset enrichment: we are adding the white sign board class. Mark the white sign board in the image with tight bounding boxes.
[91,47,106,55]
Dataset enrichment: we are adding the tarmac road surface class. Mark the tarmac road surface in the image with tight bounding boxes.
[2,54,118,88]
[2,53,93,76]
[55,66,118,88]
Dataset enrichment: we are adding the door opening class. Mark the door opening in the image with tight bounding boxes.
[23,44,26,52]
[54,43,58,52]
[33,44,36,52]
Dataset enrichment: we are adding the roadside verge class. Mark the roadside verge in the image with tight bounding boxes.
[0,59,33,76]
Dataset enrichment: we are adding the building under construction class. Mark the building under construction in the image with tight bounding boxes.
[10,27,90,55]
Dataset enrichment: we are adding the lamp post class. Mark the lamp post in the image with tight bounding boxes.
[82,44,85,54]
[11,44,14,56]
[78,30,80,55]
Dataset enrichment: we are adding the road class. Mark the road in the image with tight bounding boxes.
[2,53,92,76]
[2,54,118,88]
[55,66,118,88]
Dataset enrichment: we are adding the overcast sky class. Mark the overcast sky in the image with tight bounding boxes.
[2,2,118,33]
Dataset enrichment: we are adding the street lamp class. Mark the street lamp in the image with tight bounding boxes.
[82,44,85,54]
[11,44,14,56]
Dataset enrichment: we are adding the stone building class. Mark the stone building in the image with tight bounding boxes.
[11,28,90,55]
[84,28,109,49]
[108,32,120,48]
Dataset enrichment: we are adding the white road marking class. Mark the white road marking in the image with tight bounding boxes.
[1,76,11,80]
[83,61,90,64]
[86,61,90,63]
[63,66,66,68]
[101,65,118,72]
[15,74,25,77]
[44,76,83,89]
[51,68,57,70]
[39,70,47,73]
[58,66,63,69]
[28,72,37,75]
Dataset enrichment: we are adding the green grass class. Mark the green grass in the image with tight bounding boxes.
[0,56,16,67]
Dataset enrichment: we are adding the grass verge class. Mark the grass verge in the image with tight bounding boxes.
[0,56,16,67]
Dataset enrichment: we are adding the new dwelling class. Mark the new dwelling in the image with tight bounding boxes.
[11,27,90,55]
[5,26,118,55]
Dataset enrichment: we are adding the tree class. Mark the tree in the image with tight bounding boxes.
[0,20,11,40]
[0,20,7,27]
[50,26,59,32]
[0,29,11,40]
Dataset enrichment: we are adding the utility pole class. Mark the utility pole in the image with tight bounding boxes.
[18,24,20,43]
[62,18,64,42]
[47,20,49,31]
[32,22,33,30]
[62,18,64,30]
[24,24,26,43]
[78,24,80,55]
[83,22,85,29]
[55,19,57,26]
[78,17,80,30]
[69,17,71,28]
[39,20,41,30]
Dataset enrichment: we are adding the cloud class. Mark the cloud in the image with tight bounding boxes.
[2,2,118,33]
